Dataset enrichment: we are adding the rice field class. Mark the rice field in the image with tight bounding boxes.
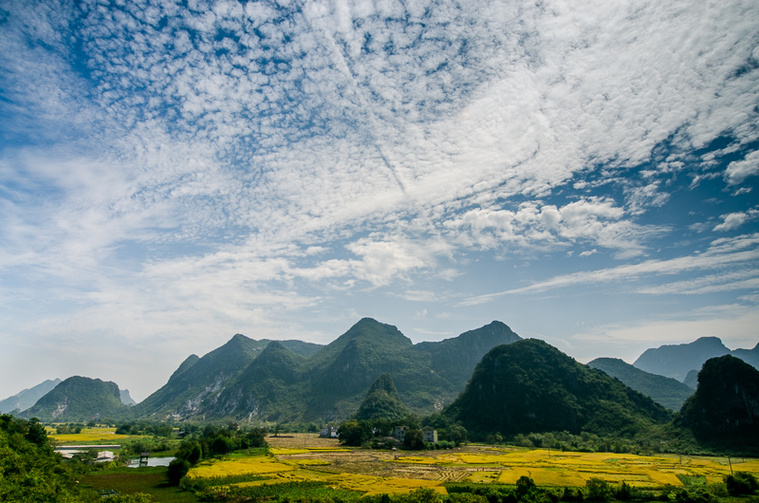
[47,426,139,444]
[184,436,759,497]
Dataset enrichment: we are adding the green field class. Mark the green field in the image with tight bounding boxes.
[81,467,198,503]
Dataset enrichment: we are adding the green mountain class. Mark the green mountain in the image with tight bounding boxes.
[589,357,694,411]
[633,336,759,382]
[445,340,671,438]
[0,378,61,414]
[354,374,410,422]
[134,335,321,420]
[678,355,759,448]
[413,321,522,386]
[209,341,309,422]
[136,318,522,423]
[22,376,131,422]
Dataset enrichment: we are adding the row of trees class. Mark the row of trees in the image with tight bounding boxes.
[336,415,467,449]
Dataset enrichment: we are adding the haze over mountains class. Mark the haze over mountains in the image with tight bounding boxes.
[633,337,759,382]
[3,318,758,425]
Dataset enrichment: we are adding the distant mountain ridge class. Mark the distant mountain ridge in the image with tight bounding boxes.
[634,337,758,382]
[0,379,61,414]
[589,357,694,411]
[135,318,523,423]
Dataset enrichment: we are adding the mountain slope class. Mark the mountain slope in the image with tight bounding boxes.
[134,334,270,419]
[414,321,522,387]
[0,379,61,413]
[589,358,694,411]
[446,340,671,437]
[678,355,759,448]
[303,318,421,420]
[206,341,308,421]
[22,376,131,421]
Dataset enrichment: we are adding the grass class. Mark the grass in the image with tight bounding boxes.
[81,466,198,502]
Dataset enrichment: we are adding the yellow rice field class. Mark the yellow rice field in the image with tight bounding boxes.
[186,436,759,497]
[47,427,138,444]
[232,469,445,495]
[392,449,759,488]
[187,455,295,479]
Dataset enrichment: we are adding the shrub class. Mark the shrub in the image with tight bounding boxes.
[167,458,191,486]
[586,479,612,502]
[725,472,759,496]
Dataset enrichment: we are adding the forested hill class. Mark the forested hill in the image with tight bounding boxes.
[678,355,759,450]
[21,376,131,422]
[589,357,694,411]
[445,339,671,439]
[135,318,522,422]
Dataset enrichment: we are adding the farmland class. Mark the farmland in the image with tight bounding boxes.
[47,426,139,444]
[179,434,759,498]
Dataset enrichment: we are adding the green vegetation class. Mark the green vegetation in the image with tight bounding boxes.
[82,466,196,502]
[677,355,759,451]
[168,423,268,485]
[135,318,523,423]
[0,413,99,501]
[354,373,411,422]
[589,358,694,411]
[444,340,672,440]
[22,376,132,422]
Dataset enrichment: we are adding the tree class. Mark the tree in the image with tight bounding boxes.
[725,472,759,496]
[338,420,371,446]
[25,417,49,448]
[448,424,468,446]
[167,459,191,486]
[403,429,425,450]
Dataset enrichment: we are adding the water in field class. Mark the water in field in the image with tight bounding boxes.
[127,456,175,467]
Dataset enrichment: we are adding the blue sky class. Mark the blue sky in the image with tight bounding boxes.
[1,0,758,402]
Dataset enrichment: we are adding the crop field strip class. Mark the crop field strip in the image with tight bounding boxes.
[46,426,142,444]
[184,443,759,497]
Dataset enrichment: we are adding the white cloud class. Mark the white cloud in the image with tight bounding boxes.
[461,233,759,304]
[726,146,759,186]
[713,211,751,232]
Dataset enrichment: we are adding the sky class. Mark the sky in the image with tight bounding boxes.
[1,0,758,403]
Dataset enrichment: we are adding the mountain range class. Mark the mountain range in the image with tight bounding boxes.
[132,318,522,423]
[0,378,61,414]
[4,320,757,428]
[633,336,759,382]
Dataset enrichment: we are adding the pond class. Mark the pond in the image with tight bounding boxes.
[127,456,175,468]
